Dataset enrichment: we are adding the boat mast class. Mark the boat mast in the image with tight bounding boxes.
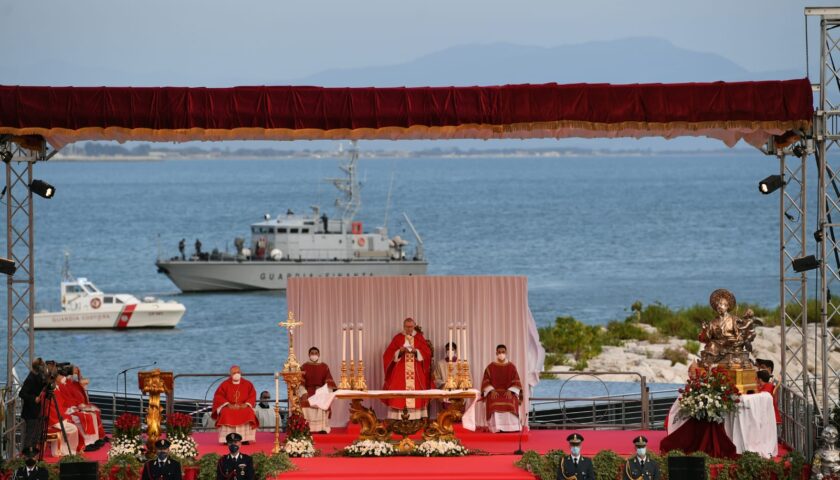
[330,140,361,224]
[61,250,74,282]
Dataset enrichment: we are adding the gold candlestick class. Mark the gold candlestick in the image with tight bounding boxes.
[444,361,458,390]
[348,360,357,390]
[458,360,473,390]
[338,360,351,389]
[272,404,282,453]
[279,311,305,414]
[354,360,368,391]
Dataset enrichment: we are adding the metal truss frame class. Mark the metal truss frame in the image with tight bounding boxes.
[1,137,45,458]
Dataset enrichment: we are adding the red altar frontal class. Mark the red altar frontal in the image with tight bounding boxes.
[44,429,794,480]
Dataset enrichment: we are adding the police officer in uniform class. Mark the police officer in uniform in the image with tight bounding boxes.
[217,433,254,480]
[622,436,660,480]
[13,447,48,480]
[141,439,182,480]
[558,433,595,480]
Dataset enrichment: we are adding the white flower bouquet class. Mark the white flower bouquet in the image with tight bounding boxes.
[343,440,394,457]
[677,367,740,424]
[283,438,316,458]
[415,440,469,457]
[108,435,144,460]
[168,435,199,460]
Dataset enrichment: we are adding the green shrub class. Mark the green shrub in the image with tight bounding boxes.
[592,450,624,480]
[252,452,295,480]
[198,453,221,480]
[514,450,554,480]
[684,340,701,355]
[100,454,142,480]
[539,316,604,368]
[603,319,651,345]
[663,347,689,366]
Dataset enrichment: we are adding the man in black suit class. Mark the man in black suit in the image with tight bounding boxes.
[557,433,595,480]
[141,439,182,480]
[13,447,48,480]
[216,433,254,480]
[18,358,47,449]
[622,436,660,480]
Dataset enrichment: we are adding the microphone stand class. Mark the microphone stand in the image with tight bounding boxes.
[514,406,526,455]
[117,362,157,414]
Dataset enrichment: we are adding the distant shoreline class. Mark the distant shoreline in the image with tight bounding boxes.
[52,148,756,162]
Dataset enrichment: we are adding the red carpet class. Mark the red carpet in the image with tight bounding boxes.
[49,429,791,480]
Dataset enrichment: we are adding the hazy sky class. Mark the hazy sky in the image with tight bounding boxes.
[0,0,819,87]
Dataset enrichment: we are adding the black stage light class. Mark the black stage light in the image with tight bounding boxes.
[759,175,784,195]
[792,255,820,273]
[0,257,16,276]
[29,179,55,199]
[793,144,806,158]
[1,151,12,164]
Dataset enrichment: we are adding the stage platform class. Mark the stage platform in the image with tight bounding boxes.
[52,428,791,480]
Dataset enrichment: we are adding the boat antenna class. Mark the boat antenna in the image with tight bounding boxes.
[382,162,395,229]
[61,250,74,282]
[329,139,361,221]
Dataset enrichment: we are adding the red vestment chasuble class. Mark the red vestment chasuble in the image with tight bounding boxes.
[382,331,432,410]
[212,378,258,429]
[300,362,337,408]
[64,379,103,438]
[481,361,523,420]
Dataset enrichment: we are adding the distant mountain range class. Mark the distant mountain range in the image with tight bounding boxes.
[293,37,803,87]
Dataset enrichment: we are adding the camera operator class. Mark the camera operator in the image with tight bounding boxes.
[18,358,47,449]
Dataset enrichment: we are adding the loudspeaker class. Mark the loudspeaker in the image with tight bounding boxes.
[59,461,99,480]
[667,456,705,480]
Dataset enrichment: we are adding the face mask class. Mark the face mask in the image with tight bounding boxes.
[309,355,319,362]
[232,373,241,382]
[570,446,581,456]
[228,444,240,454]
[259,399,270,408]
[25,459,36,468]
[636,448,646,457]
[157,452,168,461]
[497,353,506,362]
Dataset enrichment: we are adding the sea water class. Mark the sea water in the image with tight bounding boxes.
[0,153,795,398]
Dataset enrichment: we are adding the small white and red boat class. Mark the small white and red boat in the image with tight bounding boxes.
[34,254,185,329]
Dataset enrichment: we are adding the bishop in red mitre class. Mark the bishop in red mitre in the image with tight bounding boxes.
[212,365,258,444]
[382,317,432,419]
[481,344,523,433]
[299,346,337,433]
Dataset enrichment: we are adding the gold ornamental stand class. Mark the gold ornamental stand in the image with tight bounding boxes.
[279,311,305,415]
[138,369,173,458]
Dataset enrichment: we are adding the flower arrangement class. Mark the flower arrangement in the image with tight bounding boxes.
[165,413,194,438]
[169,436,199,460]
[414,439,469,457]
[114,413,142,438]
[677,367,740,423]
[343,440,394,457]
[282,411,314,457]
[110,414,144,459]
[282,438,316,458]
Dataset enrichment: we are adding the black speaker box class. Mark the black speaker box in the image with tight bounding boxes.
[668,456,706,480]
[59,461,99,480]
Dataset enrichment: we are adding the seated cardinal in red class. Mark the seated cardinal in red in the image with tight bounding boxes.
[382,317,432,420]
[212,365,258,444]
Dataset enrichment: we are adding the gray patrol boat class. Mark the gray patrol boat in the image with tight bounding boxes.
[155,142,427,292]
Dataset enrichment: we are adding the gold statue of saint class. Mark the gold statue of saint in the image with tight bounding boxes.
[699,289,760,369]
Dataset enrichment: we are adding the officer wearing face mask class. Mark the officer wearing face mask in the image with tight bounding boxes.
[217,433,254,480]
[141,439,181,480]
[13,446,48,480]
[622,436,659,480]
[558,433,594,480]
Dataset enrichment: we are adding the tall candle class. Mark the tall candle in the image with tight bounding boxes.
[463,323,468,360]
[274,373,280,405]
[342,324,347,362]
[459,324,465,360]
[358,323,364,361]
[349,322,355,363]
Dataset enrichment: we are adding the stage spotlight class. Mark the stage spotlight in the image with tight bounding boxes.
[0,257,16,276]
[759,175,784,195]
[1,151,12,164]
[29,179,55,199]
[793,144,806,158]
[792,255,820,273]
[815,230,824,243]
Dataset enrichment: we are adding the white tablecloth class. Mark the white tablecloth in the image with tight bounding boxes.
[308,388,481,430]
[667,392,778,458]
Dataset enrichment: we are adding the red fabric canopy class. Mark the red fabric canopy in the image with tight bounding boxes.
[0,79,813,149]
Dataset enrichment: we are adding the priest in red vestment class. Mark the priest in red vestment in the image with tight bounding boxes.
[299,347,337,433]
[212,365,258,444]
[481,344,523,433]
[44,369,83,456]
[64,366,106,450]
[382,317,432,419]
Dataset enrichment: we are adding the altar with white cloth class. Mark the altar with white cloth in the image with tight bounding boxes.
[308,387,481,444]
[666,391,778,458]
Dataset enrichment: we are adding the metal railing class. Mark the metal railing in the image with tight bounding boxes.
[779,383,817,459]
[529,372,678,430]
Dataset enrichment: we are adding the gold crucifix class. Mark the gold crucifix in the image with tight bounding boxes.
[279,311,303,373]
